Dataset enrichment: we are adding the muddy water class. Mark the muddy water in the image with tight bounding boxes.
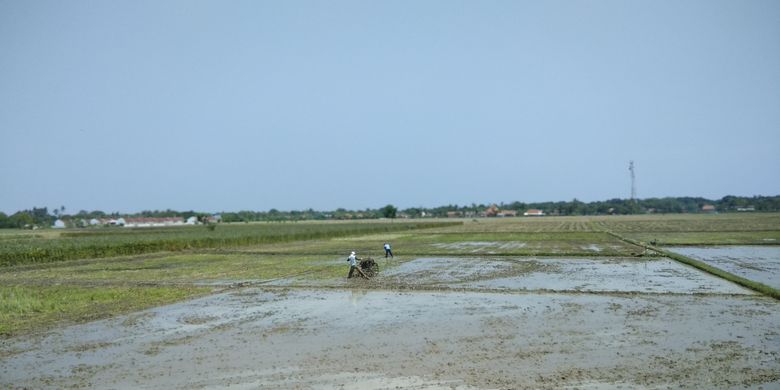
[459,258,755,294]
[381,257,514,283]
[2,289,778,389]
[374,257,753,294]
[667,246,780,289]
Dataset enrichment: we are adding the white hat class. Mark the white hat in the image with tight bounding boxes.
[351,251,355,255]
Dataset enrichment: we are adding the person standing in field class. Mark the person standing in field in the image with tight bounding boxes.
[383,242,393,258]
[347,251,369,279]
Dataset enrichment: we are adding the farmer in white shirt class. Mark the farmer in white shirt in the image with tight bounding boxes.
[383,243,393,258]
[347,251,369,279]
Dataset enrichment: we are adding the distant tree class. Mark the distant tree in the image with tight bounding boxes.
[382,204,397,219]
[10,212,34,228]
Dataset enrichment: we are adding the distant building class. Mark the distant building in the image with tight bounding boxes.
[496,210,517,217]
[484,204,499,217]
[701,205,716,213]
[186,216,199,225]
[447,211,463,218]
[52,219,66,228]
[523,209,545,217]
[737,206,755,212]
[89,218,101,226]
[122,217,181,227]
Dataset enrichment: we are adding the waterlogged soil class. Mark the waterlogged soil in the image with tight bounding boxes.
[381,257,519,284]
[272,256,754,295]
[1,289,778,389]
[459,257,755,295]
[667,246,780,289]
[431,241,527,252]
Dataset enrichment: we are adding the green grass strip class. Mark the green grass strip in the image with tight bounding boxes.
[606,231,780,300]
[0,285,209,337]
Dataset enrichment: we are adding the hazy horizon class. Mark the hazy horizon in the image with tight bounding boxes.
[2,1,779,214]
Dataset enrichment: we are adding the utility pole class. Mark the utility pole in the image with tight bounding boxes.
[629,161,636,202]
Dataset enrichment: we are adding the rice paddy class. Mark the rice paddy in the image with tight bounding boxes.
[1,213,779,388]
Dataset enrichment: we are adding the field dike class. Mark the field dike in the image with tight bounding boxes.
[606,231,780,300]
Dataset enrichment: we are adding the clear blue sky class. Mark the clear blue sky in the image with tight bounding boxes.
[1,0,779,214]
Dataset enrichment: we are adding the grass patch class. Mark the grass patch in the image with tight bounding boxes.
[0,285,207,337]
[0,254,337,284]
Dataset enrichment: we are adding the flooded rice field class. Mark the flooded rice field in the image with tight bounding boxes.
[667,246,780,289]
[1,288,778,389]
[2,254,779,389]
[457,258,755,294]
[287,256,755,295]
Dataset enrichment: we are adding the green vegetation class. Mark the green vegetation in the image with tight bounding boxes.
[0,254,340,284]
[0,285,207,336]
[0,221,459,266]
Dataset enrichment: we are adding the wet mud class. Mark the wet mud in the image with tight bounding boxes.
[2,255,778,389]
[1,289,778,389]
[279,256,755,295]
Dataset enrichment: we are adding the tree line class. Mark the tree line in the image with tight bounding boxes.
[1,196,778,228]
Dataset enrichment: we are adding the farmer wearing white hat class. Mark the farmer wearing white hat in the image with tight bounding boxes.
[347,251,369,279]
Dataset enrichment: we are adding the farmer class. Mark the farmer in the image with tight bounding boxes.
[383,242,393,258]
[347,251,369,279]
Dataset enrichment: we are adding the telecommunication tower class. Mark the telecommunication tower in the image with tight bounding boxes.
[629,161,636,201]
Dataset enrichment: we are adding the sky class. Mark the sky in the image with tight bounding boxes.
[1,0,779,214]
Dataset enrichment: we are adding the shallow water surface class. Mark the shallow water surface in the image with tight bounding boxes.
[459,257,755,294]
[381,257,514,283]
[666,246,780,289]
